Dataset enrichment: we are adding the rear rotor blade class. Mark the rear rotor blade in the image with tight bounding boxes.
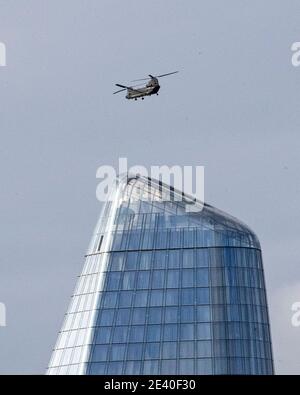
[131,77,150,82]
[132,71,178,81]
[113,83,145,95]
[113,88,127,94]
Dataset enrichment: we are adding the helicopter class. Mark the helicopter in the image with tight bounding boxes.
[113,71,178,100]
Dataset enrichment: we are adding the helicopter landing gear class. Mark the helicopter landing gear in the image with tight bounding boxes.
[134,98,137,101]
[156,93,159,96]
[142,97,144,100]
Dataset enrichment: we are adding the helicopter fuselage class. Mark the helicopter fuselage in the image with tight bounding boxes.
[126,78,160,100]
[114,71,178,100]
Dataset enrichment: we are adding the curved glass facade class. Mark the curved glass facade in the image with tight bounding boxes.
[47,175,274,375]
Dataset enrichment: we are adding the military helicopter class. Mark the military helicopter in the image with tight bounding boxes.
[113,71,178,100]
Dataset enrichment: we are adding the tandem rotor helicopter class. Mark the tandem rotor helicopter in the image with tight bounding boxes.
[113,71,178,100]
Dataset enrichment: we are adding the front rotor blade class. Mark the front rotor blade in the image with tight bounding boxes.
[156,71,179,78]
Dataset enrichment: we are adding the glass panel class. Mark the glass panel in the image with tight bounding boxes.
[125,252,139,270]
[182,250,194,268]
[102,293,118,308]
[92,345,109,362]
[89,362,106,375]
[146,325,161,342]
[110,344,126,361]
[122,272,136,290]
[196,306,211,322]
[196,268,209,287]
[116,309,131,325]
[150,290,164,306]
[181,288,195,305]
[134,291,148,307]
[196,358,212,374]
[165,289,179,306]
[98,309,114,326]
[152,270,165,289]
[95,328,111,344]
[124,361,141,375]
[197,323,211,340]
[140,252,152,269]
[153,250,167,269]
[161,359,177,374]
[112,326,128,343]
[132,308,147,325]
[144,342,160,359]
[166,270,180,288]
[180,323,194,340]
[110,253,124,271]
[136,271,150,289]
[143,360,159,374]
[127,343,143,360]
[106,272,122,290]
[129,326,144,342]
[179,358,194,374]
[107,361,123,374]
[165,307,179,323]
[196,288,210,304]
[179,341,195,358]
[214,357,228,374]
[118,291,133,308]
[163,324,178,341]
[162,342,177,359]
[180,306,195,322]
[148,307,162,324]
[196,249,209,267]
[182,269,194,287]
[168,250,180,268]
[197,341,212,357]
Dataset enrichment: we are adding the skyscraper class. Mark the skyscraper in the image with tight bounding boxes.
[47,174,274,375]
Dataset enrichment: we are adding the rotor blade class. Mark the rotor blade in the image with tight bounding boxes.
[131,77,150,82]
[113,88,127,94]
[156,71,179,78]
[132,71,179,81]
[128,87,146,94]
[114,83,145,95]
[115,83,128,89]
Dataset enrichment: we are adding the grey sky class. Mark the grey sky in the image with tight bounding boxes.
[0,0,299,374]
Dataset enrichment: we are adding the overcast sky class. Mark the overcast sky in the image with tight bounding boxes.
[0,0,300,374]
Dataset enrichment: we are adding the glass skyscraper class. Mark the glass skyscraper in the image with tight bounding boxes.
[47,174,274,375]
